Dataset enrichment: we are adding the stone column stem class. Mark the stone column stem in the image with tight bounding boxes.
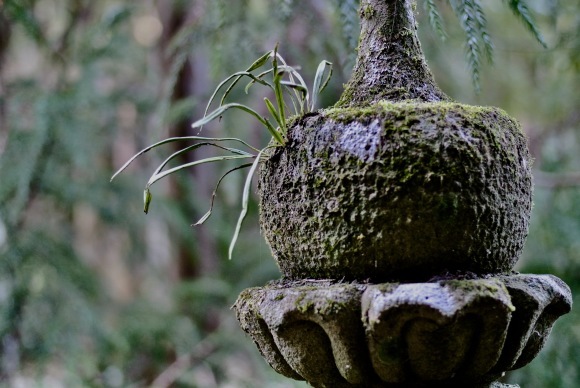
[337,0,449,105]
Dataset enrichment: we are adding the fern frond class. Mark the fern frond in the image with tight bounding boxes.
[424,0,448,41]
[335,0,360,63]
[503,0,547,48]
[4,0,48,47]
[450,0,483,91]
[471,0,494,63]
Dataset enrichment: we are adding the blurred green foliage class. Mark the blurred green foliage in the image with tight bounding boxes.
[0,0,578,386]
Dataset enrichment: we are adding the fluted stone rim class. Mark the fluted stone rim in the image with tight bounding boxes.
[234,274,571,387]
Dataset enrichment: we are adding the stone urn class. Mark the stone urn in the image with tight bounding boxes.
[258,1,531,282]
[234,0,572,386]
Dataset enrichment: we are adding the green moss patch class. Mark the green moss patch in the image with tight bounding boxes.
[259,101,532,282]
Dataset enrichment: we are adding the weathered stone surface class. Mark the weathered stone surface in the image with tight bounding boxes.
[493,274,572,372]
[235,280,373,386]
[362,280,513,384]
[489,383,519,388]
[337,0,449,106]
[233,274,571,387]
[259,102,532,281]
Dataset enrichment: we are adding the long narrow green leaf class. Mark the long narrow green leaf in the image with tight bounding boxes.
[274,51,289,66]
[311,60,333,111]
[264,118,285,145]
[278,65,308,90]
[153,143,253,178]
[219,73,271,107]
[209,49,273,115]
[255,67,275,80]
[278,64,310,112]
[204,71,270,120]
[274,52,304,106]
[147,154,253,187]
[193,163,253,226]
[273,72,287,135]
[280,81,308,95]
[248,50,275,72]
[193,102,285,145]
[244,68,274,94]
[282,84,301,115]
[203,49,276,121]
[316,62,333,94]
[280,81,308,115]
[192,103,267,129]
[228,148,267,260]
[111,136,259,181]
[264,97,284,129]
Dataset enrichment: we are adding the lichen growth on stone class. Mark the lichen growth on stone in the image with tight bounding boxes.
[259,101,533,282]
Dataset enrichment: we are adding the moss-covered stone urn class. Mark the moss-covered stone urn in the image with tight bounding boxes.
[237,1,571,386]
[258,0,532,282]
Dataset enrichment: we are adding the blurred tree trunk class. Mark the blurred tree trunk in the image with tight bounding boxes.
[157,1,219,278]
[0,8,11,154]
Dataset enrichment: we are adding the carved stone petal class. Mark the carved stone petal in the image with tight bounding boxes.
[234,281,373,386]
[493,274,572,371]
[233,275,572,387]
[362,280,514,383]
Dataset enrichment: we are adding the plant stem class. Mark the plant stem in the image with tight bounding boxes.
[337,0,450,106]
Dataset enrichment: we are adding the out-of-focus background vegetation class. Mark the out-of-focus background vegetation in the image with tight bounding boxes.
[0,0,577,386]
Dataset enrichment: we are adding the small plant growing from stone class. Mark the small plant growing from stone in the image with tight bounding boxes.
[111,45,332,259]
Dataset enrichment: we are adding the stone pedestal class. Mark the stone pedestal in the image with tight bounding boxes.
[234,274,571,387]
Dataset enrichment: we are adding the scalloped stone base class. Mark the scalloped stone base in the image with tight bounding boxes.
[234,274,571,387]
